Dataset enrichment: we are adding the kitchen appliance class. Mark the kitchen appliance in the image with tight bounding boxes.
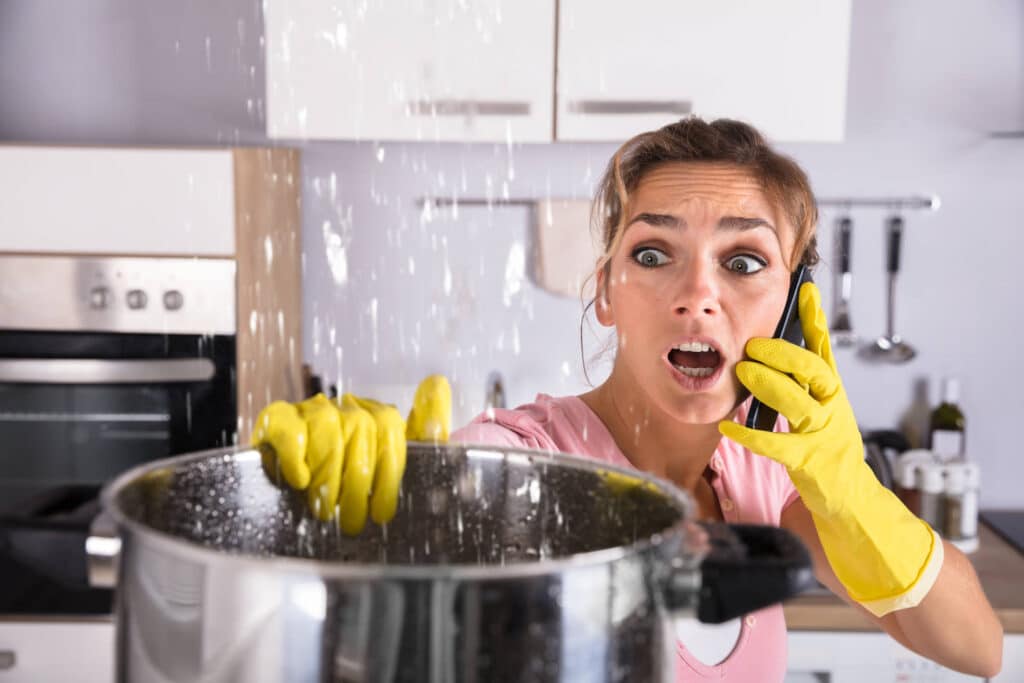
[88,443,814,682]
[0,254,237,618]
[980,509,1024,556]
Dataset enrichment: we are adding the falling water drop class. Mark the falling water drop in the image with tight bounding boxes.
[323,220,349,285]
[369,298,379,365]
[502,242,525,306]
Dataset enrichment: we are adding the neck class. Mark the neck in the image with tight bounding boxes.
[579,368,726,491]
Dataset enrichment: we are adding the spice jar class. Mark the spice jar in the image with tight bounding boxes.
[943,460,979,553]
[917,462,946,533]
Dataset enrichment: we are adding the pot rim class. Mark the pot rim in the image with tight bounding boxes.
[100,443,704,581]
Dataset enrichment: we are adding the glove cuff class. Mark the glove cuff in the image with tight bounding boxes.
[855,527,944,617]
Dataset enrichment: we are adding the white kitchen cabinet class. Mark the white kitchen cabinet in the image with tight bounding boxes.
[0,619,114,682]
[786,630,1024,682]
[0,146,235,256]
[557,0,851,142]
[265,0,555,143]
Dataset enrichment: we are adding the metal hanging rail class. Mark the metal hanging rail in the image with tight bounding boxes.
[815,195,940,211]
[419,194,942,211]
[418,197,537,208]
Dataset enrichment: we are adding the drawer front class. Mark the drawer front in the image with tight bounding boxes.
[0,621,114,682]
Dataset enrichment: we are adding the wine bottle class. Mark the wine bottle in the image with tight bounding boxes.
[929,377,966,461]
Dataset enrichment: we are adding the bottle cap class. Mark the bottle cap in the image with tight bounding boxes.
[895,449,934,489]
[940,376,960,404]
[964,462,981,489]
[917,462,945,493]
[944,464,966,494]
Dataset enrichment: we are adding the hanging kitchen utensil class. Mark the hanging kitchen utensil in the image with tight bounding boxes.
[860,215,916,363]
[830,216,856,346]
[86,443,813,682]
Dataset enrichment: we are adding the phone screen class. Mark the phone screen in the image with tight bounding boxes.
[744,264,813,431]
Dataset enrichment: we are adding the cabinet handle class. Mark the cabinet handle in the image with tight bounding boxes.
[0,651,14,670]
[406,99,531,116]
[567,99,692,115]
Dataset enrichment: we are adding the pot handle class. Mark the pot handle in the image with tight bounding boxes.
[85,512,121,589]
[666,522,815,624]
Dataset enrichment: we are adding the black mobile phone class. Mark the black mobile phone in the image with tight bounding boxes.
[745,264,813,431]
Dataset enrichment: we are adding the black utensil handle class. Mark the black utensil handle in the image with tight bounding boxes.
[693,522,815,624]
[838,217,852,274]
[887,216,903,274]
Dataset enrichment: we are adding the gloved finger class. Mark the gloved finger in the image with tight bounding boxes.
[744,337,841,402]
[297,394,344,521]
[336,397,377,535]
[351,397,408,525]
[718,420,811,471]
[735,360,828,433]
[407,374,452,442]
[250,401,310,490]
[798,282,837,375]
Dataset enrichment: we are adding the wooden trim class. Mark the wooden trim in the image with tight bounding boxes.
[232,147,303,438]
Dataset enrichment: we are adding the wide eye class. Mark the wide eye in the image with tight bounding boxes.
[724,254,766,274]
[631,247,669,268]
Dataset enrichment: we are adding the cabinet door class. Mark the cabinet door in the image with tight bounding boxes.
[557,0,851,142]
[0,147,235,256]
[265,0,555,142]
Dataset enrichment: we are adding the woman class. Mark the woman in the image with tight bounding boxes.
[450,118,1002,680]
[253,117,1002,680]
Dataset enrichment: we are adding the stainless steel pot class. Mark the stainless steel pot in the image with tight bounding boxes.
[89,443,813,682]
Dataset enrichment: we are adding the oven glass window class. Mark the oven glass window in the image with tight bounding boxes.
[0,383,174,483]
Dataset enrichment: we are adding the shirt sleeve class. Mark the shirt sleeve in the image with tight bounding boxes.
[450,407,561,452]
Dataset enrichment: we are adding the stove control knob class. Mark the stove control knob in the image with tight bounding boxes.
[89,286,112,310]
[163,290,184,311]
[126,289,148,310]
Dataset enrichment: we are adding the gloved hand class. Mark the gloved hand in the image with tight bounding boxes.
[718,283,942,616]
[250,374,451,535]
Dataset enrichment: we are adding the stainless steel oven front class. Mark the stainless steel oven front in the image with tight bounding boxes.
[0,254,237,619]
[0,254,237,481]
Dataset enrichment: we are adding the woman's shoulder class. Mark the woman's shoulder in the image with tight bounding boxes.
[451,394,630,466]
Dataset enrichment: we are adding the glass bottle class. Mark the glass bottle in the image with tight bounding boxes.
[929,377,965,461]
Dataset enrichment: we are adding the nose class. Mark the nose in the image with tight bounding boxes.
[670,258,720,318]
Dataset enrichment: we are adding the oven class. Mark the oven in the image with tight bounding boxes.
[0,254,236,625]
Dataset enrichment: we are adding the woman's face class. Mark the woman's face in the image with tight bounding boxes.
[596,162,798,424]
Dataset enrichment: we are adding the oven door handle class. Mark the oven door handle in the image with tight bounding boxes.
[0,358,216,384]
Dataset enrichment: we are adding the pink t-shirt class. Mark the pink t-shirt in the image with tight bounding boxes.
[452,394,800,683]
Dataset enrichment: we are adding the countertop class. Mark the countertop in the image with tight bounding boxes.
[783,522,1024,632]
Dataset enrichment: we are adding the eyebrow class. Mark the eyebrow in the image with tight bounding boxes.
[626,212,776,234]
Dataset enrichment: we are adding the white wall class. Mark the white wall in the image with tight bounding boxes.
[2,1,1022,507]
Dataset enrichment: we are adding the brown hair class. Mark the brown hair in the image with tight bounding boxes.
[580,117,820,382]
[590,116,819,300]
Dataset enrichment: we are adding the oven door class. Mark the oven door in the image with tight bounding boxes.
[0,331,236,485]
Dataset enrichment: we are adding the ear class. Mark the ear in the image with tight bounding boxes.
[594,267,614,327]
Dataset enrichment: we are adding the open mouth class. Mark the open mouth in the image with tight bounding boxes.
[667,341,723,378]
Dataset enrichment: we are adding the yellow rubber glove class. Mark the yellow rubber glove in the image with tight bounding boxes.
[250,375,451,535]
[718,282,943,616]
[406,374,452,442]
